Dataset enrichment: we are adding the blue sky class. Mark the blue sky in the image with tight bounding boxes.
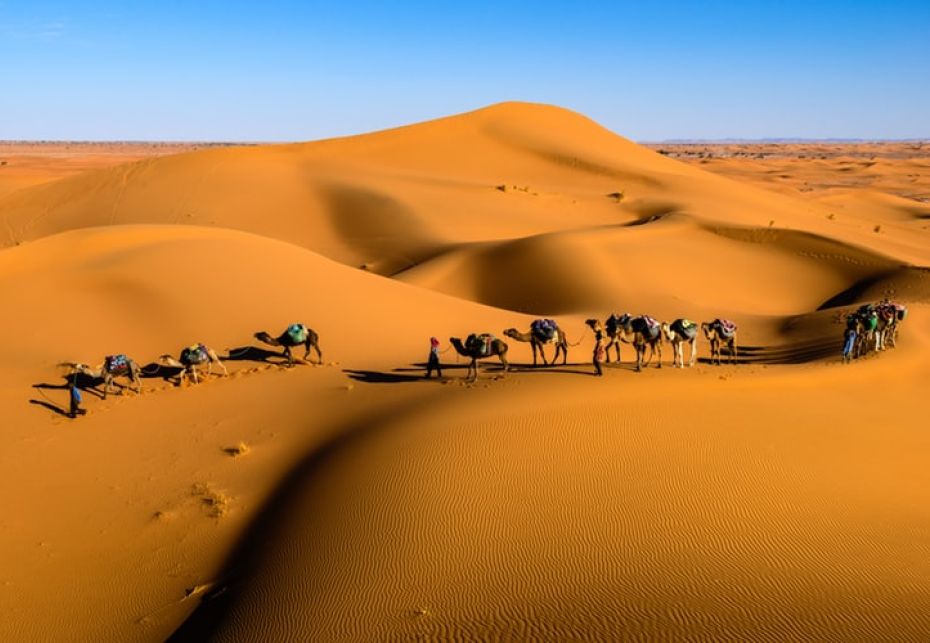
[1,1,928,141]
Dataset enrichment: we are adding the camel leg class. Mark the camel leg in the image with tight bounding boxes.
[313,341,323,364]
[283,346,294,367]
[656,341,662,368]
[689,339,696,367]
[499,352,510,374]
[191,366,199,385]
[212,352,229,377]
[731,338,738,364]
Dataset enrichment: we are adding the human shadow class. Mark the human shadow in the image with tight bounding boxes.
[29,399,71,417]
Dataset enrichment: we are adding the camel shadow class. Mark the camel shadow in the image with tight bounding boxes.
[694,338,843,365]
[224,345,286,364]
[344,369,430,384]
[139,362,183,382]
[33,372,105,399]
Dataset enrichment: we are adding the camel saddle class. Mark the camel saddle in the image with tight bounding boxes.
[531,319,559,342]
[182,344,208,364]
[286,324,308,344]
[466,333,494,357]
[673,319,698,339]
[716,319,737,337]
[104,354,129,373]
[606,314,624,334]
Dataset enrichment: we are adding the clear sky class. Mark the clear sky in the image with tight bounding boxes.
[2,1,928,141]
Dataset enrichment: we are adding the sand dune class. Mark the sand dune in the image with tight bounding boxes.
[1,104,929,641]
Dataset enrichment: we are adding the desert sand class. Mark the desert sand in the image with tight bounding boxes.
[0,103,928,641]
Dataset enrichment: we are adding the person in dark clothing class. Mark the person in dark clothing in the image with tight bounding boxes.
[68,374,87,418]
[593,325,606,376]
[425,336,443,379]
[842,327,857,364]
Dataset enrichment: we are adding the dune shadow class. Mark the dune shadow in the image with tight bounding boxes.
[167,395,452,641]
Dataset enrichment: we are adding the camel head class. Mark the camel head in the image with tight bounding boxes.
[502,328,520,340]
[584,319,600,332]
[701,321,714,340]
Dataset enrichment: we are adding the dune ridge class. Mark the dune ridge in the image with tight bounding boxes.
[0,103,928,641]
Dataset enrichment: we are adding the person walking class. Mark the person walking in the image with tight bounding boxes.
[68,374,87,418]
[593,324,606,376]
[425,336,443,379]
[842,326,857,364]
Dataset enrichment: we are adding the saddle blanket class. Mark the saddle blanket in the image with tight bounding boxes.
[287,324,309,344]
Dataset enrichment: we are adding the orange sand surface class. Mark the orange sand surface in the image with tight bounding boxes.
[1,104,928,641]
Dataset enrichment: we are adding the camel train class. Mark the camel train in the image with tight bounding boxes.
[55,298,906,407]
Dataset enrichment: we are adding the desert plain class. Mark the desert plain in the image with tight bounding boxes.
[0,103,928,641]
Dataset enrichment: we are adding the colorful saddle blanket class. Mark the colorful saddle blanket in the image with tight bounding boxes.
[286,323,308,344]
[181,344,209,365]
[531,319,559,342]
[672,319,698,340]
[715,319,737,337]
[104,354,129,374]
[466,333,495,357]
[605,313,624,334]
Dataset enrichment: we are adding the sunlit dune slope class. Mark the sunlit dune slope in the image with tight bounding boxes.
[0,224,531,383]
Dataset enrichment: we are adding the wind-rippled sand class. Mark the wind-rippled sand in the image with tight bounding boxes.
[0,103,928,641]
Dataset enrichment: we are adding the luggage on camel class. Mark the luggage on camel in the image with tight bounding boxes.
[673,319,698,340]
[104,354,129,374]
[530,319,559,342]
[181,344,208,364]
[715,319,737,338]
[466,333,495,357]
[286,323,308,344]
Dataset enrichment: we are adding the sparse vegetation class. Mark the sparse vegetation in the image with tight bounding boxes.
[607,191,625,203]
[874,224,882,233]
[223,442,250,457]
[191,483,230,518]
[827,213,835,220]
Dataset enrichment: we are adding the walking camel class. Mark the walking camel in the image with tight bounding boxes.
[603,313,635,363]
[615,313,664,371]
[662,319,699,368]
[449,334,510,382]
[254,323,323,367]
[60,355,143,399]
[159,343,228,385]
[503,319,568,366]
[701,319,738,365]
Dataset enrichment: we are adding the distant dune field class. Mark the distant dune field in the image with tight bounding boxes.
[1,104,928,641]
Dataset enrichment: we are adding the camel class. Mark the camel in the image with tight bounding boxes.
[449,334,509,382]
[875,301,906,350]
[603,313,636,363]
[662,319,699,368]
[159,343,228,385]
[254,323,322,367]
[503,319,568,366]
[611,313,663,371]
[850,306,878,357]
[61,355,143,399]
[701,319,738,365]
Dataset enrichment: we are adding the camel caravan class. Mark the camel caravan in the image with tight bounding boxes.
[50,299,908,415]
[842,300,908,363]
